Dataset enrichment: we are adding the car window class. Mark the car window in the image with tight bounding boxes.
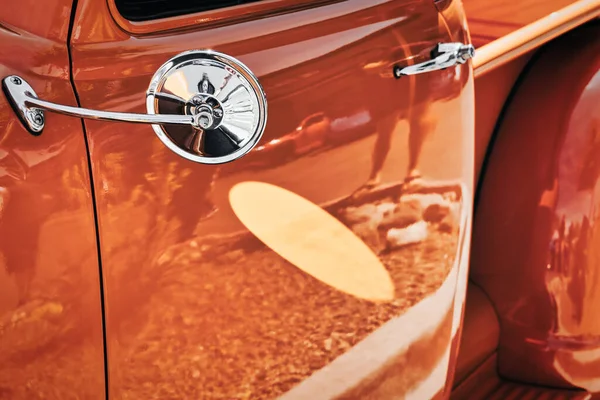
[114,0,262,21]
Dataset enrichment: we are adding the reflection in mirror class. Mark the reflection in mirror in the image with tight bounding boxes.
[148,50,267,164]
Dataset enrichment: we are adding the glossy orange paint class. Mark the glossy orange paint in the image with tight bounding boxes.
[452,283,500,388]
[69,0,474,397]
[0,0,105,398]
[471,22,600,390]
[472,53,533,182]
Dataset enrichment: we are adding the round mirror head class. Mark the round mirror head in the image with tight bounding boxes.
[146,50,267,164]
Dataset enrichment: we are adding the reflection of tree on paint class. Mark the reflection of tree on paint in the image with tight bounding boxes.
[0,183,49,305]
[99,138,222,342]
[0,159,97,306]
[173,167,219,239]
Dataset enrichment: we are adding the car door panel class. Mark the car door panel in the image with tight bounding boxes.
[0,1,106,398]
[70,0,474,398]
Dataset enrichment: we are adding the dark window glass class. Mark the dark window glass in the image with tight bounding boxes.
[114,0,263,22]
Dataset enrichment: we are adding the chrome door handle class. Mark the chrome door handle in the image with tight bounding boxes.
[393,42,475,78]
[2,50,268,165]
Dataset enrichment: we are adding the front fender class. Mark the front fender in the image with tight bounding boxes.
[472,21,600,390]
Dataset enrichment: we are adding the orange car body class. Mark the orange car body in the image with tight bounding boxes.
[0,0,599,399]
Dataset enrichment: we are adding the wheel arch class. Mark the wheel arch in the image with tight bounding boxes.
[471,20,600,389]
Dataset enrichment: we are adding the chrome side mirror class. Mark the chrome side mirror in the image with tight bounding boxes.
[2,50,268,164]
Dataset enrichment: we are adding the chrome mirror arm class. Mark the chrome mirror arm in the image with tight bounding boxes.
[3,50,267,165]
[2,50,268,165]
[2,75,200,135]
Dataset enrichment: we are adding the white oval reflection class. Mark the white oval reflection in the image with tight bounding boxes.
[229,181,394,302]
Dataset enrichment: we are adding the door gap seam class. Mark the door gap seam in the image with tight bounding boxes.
[66,1,110,399]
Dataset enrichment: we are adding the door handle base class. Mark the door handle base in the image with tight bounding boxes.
[2,76,45,135]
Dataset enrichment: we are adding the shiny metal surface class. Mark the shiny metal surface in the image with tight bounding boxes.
[3,76,193,127]
[3,50,267,164]
[394,43,475,77]
[1,76,45,134]
[147,50,268,164]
